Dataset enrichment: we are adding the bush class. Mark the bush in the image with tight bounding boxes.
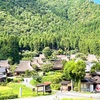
[0,82,7,86]
[13,78,24,83]
[51,84,61,90]
[0,94,18,100]
[74,87,78,91]
[6,78,13,83]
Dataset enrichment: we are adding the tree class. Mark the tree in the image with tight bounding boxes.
[8,36,20,64]
[41,63,53,73]
[32,64,39,71]
[42,47,52,58]
[0,45,11,60]
[64,60,86,91]
[90,62,100,73]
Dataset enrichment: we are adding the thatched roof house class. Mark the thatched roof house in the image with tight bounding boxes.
[87,54,98,62]
[93,76,100,84]
[37,54,45,64]
[15,61,33,74]
[0,60,10,68]
[85,61,94,73]
[56,55,69,61]
[52,60,63,70]
[31,58,41,69]
[0,67,7,82]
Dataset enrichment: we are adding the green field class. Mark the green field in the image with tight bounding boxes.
[0,82,53,98]
[0,83,36,97]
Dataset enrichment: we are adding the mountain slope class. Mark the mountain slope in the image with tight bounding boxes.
[0,0,100,35]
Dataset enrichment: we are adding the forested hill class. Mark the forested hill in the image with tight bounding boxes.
[0,0,100,35]
[0,0,100,63]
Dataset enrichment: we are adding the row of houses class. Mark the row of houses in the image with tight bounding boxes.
[61,71,100,92]
[0,54,100,92]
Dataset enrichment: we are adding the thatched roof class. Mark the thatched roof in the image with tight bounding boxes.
[15,61,33,72]
[31,58,41,69]
[0,60,10,68]
[93,76,100,84]
[61,81,71,85]
[56,55,69,61]
[52,60,63,70]
[85,61,94,72]
[81,78,94,84]
[91,71,100,76]
[37,54,45,64]
[87,54,98,62]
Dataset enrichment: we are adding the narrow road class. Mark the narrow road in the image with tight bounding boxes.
[14,91,100,100]
[22,78,35,89]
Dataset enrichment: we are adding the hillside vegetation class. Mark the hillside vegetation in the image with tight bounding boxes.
[0,0,100,63]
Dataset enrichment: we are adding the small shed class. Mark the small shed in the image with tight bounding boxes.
[61,81,71,91]
[36,82,52,95]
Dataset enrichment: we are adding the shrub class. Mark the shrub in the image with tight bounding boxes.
[13,78,24,83]
[74,87,78,91]
[6,78,13,83]
[0,94,18,100]
[51,84,61,90]
[0,82,7,86]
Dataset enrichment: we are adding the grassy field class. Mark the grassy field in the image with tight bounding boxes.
[0,82,37,97]
[0,82,52,98]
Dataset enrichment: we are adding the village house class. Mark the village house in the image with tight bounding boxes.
[15,61,33,75]
[51,60,63,70]
[56,55,69,61]
[0,60,10,76]
[0,60,10,68]
[31,57,41,70]
[37,54,45,65]
[60,80,71,91]
[0,67,7,82]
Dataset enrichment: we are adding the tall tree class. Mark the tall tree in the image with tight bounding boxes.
[8,35,20,64]
[64,60,86,91]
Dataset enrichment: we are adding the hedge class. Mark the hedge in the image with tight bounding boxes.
[0,94,18,100]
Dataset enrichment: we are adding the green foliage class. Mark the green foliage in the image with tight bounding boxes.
[0,82,7,86]
[32,71,42,82]
[64,60,86,91]
[0,0,100,64]
[6,78,13,83]
[30,79,39,86]
[13,78,24,83]
[25,70,32,77]
[41,63,53,72]
[42,47,52,58]
[0,83,37,97]
[90,62,100,73]
[32,65,39,71]
[74,87,79,92]
[0,94,18,100]
[51,84,61,90]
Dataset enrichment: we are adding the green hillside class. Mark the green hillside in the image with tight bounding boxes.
[0,0,100,63]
